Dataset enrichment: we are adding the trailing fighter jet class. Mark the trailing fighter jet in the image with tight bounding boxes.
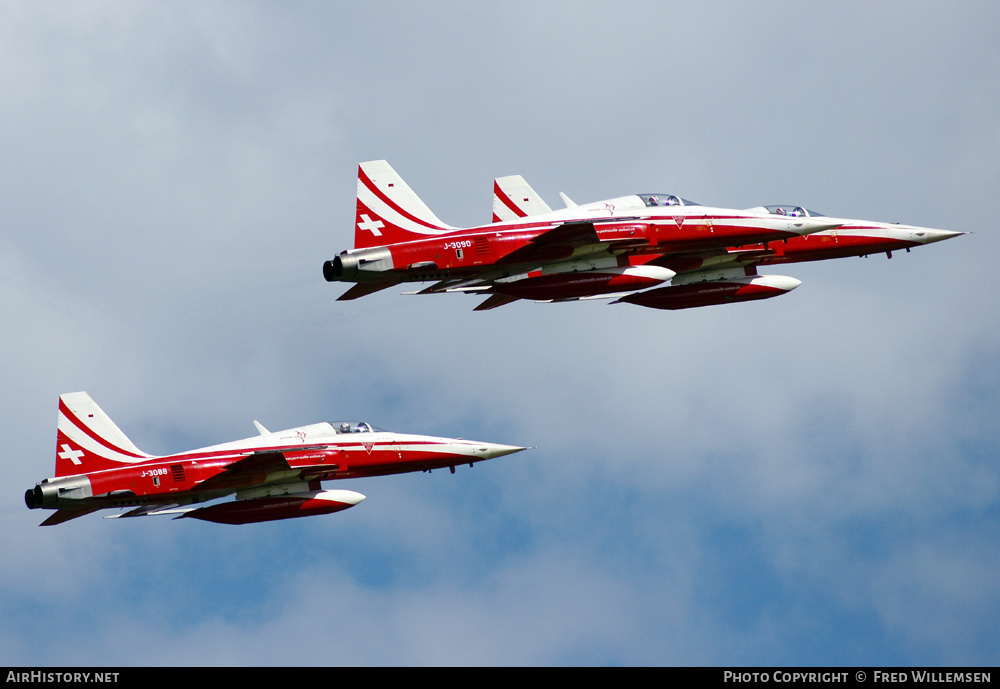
[322,161,843,310]
[491,176,964,310]
[25,392,527,525]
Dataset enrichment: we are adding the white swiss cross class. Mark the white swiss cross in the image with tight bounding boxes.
[357,214,384,237]
[58,444,85,465]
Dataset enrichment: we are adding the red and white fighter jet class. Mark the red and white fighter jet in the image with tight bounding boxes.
[25,392,527,526]
[323,161,844,310]
[491,176,964,310]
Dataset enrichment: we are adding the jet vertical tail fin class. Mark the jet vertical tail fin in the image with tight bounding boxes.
[55,392,152,477]
[354,160,454,249]
[492,175,552,222]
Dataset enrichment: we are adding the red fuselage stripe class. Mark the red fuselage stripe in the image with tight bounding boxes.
[92,439,443,467]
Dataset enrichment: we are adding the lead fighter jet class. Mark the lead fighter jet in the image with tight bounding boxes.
[323,160,843,310]
[492,176,964,310]
[25,392,527,525]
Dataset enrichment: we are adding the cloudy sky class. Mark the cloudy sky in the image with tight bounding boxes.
[2,1,998,666]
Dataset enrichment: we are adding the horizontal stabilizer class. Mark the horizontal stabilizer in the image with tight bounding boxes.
[475,294,521,311]
[338,281,397,301]
[41,506,102,526]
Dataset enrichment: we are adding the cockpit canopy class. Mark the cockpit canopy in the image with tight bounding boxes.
[333,421,381,434]
[639,194,701,208]
[764,205,825,218]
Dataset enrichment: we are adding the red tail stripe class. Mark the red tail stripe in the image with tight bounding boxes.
[494,181,527,218]
[358,166,446,231]
[58,398,149,459]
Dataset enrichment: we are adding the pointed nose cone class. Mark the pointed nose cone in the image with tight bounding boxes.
[910,228,965,245]
[471,442,530,459]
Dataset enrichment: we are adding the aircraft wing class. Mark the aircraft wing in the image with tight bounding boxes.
[193,450,299,492]
[105,503,190,519]
[496,221,644,266]
[495,222,600,265]
[399,223,621,297]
